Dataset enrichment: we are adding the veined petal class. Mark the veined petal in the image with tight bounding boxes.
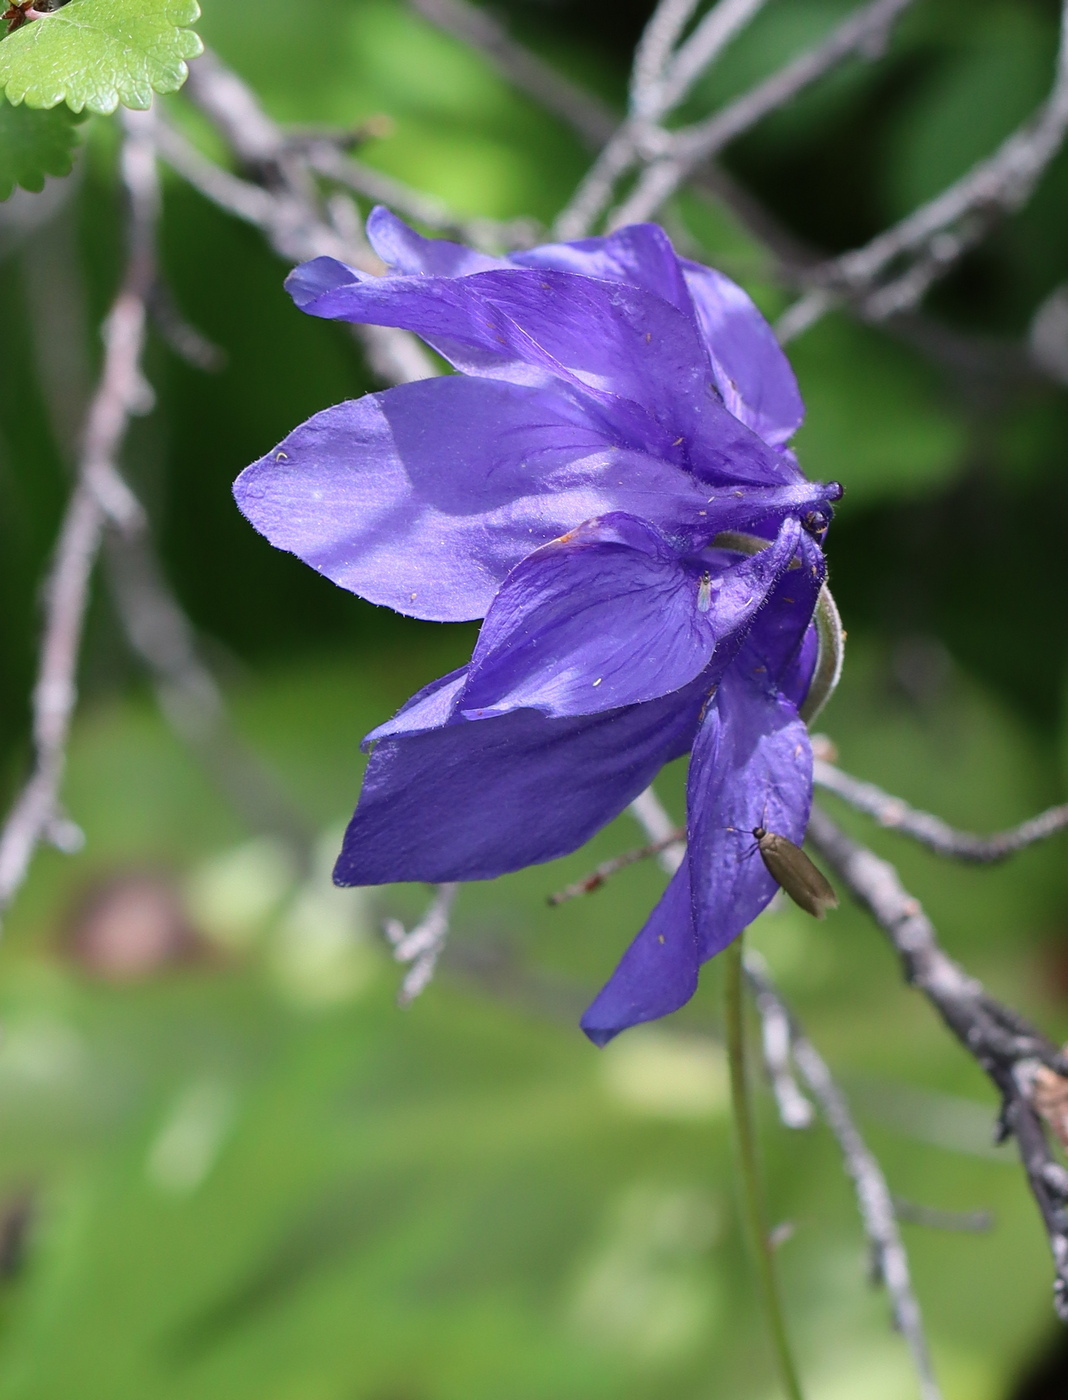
[287,257,797,483]
[580,857,698,1046]
[333,678,709,886]
[682,259,804,448]
[685,666,812,962]
[511,222,693,316]
[234,376,727,622]
[461,514,802,718]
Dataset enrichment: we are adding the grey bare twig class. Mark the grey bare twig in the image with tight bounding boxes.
[609,0,916,229]
[0,110,157,923]
[628,785,687,874]
[744,951,941,1400]
[807,806,1068,1320]
[103,535,315,863]
[174,49,437,386]
[814,759,1068,863]
[383,882,460,1004]
[778,0,1068,337]
[407,0,615,150]
[300,142,539,251]
[744,951,815,1130]
[556,0,771,238]
[891,1198,993,1234]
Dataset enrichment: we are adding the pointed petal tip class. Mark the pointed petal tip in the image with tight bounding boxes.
[580,1020,619,1048]
[284,255,362,311]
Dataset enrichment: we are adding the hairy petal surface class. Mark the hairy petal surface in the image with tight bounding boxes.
[682,259,804,448]
[362,668,468,747]
[686,667,812,963]
[235,376,732,621]
[581,857,698,1046]
[462,514,802,718]
[334,679,709,886]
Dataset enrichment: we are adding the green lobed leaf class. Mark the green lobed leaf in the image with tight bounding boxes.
[0,94,83,198]
[0,0,203,116]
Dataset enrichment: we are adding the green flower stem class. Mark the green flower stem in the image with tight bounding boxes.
[724,936,806,1400]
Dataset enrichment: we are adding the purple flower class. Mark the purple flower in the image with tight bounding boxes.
[234,208,840,1044]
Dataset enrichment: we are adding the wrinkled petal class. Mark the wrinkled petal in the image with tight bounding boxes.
[511,222,693,316]
[682,259,804,448]
[462,514,801,718]
[287,258,798,484]
[334,677,710,886]
[366,205,505,278]
[685,665,812,962]
[235,376,734,622]
[580,857,697,1046]
[362,214,800,456]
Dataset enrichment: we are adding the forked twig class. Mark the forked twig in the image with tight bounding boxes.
[0,110,157,923]
[628,786,939,1397]
[608,0,915,229]
[744,951,942,1400]
[807,807,1068,1320]
[814,759,1068,863]
[778,0,1068,337]
[383,882,460,1004]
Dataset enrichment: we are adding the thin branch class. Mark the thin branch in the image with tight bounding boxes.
[655,0,770,117]
[103,533,315,864]
[778,0,1068,335]
[556,0,770,238]
[745,951,815,1130]
[383,882,460,1005]
[547,827,685,905]
[744,951,941,1400]
[891,1198,993,1234]
[807,806,1068,1321]
[0,109,157,922]
[608,0,915,229]
[629,0,703,120]
[628,785,686,874]
[301,142,539,251]
[407,0,616,150]
[814,759,1068,863]
[174,49,438,387]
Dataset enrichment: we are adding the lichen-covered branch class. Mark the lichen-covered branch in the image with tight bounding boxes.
[807,806,1068,1320]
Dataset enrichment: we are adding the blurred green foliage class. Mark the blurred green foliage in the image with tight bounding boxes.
[0,0,1067,1395]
